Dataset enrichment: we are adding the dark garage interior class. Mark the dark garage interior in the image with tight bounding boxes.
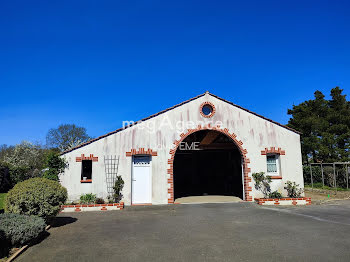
[173,130,243,199]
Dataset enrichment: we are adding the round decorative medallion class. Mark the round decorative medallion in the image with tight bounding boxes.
[200,102,216,118]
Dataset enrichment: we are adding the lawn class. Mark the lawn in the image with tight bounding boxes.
[0,193,7,211]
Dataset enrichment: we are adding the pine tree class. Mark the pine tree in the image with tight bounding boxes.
[287,87,350,163]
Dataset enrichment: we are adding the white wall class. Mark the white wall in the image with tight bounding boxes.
[60,93,303,204]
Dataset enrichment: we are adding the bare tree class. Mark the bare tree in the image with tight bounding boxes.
[46,124,92,152]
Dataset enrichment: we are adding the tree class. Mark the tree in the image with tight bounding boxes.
[0,141,46,187]
[287,87,350,163]
[42,151,67,181]
[46,124,92,152]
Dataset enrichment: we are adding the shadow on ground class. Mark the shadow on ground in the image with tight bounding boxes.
[50,216,77,228]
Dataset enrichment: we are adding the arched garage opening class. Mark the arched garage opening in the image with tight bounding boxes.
[173,130,243,200]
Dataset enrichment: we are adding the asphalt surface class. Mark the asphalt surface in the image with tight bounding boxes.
[18,200,350,262]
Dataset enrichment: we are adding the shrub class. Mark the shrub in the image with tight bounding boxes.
[42,152,67,181]
[0,213,46,247]
[0,166,11,193]
[112,176,124,202]
[284,181,303,198]
[0,229,9,258]
[268,191,283,198]
[80,193,96,204]
[5,178,67,218]
[95,198,105,204]
[252,172,272,198]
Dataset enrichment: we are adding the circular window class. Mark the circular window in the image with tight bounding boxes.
[202,104,213,116]
[200,102,216,118]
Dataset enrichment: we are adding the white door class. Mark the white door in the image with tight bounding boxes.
[132,156,152,204]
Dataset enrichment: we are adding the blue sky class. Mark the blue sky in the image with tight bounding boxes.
[0,0,349,145]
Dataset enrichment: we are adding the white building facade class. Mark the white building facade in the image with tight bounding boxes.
[60,92,304,205]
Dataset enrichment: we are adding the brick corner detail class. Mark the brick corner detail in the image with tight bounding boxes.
[261,147,285,155]
[126,148,157,157]
[76,154,99,162]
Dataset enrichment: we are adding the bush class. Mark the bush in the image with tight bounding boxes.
[268,191,283,198]
[252,172,272,198]
[0,167,11,193]
[112,176,124,202]
[5,178,67,218]
[80,193,96,204]
[95,198,105,204]
[0,229,9,258]
[284,181,303,198]
[42,152,67,181]
[0,213,46,247]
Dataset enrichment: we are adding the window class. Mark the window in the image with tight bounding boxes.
[202,104,213,116]
[81,160,92,182]
[199,102,216,118]
[266,155,279,174]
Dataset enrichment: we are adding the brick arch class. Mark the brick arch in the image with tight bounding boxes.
[167,124,252,204]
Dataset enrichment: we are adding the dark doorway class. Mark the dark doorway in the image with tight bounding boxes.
[173,130,243,199]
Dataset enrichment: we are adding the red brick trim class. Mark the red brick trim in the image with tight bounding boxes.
[167,124,252,203]
[126,148,158,157]
[261,147,285,155]
[61,202,124,210]
[80,179,92,183]
[199,102,216,118]
[76,154,98,162]
[255,197,311,205]
[270,176,282,179]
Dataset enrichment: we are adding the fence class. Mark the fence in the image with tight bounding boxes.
[303,162,350,192]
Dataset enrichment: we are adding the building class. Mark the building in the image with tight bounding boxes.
[60,92,304,205]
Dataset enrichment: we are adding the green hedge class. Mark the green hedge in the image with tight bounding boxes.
[5,178,67,218]
[0,213,46,247]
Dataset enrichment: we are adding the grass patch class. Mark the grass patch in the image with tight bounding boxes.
[0,193,7,211]
[305,183,350,191]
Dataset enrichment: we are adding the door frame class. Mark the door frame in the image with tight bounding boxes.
[131,155,152,205]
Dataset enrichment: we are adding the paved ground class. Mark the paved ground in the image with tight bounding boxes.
[18,200,350,262]
[175,195,242,203]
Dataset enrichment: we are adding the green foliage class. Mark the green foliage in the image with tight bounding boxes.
[112,176,124,203]
[95,198,105,204]
[80,193,96,204]
[0,141,44,169]
[284,181,303,198]
[7,165,34,186]
[0,229,9,258]
[0,213,46,247]
[252,172,272,198]
[5,178,67,218]
[0,167,11,193]
[42,152,67,181]
[288,87,350,163]
[0,142,51,189]
[46,124,92,152]
[0,193,6,211]
[303,165,349,189]
[304,183,350,191]
[269,191,283,198]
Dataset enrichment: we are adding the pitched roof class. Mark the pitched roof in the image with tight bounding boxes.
[61,92,300,155]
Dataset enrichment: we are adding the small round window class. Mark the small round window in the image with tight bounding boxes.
[200,102,216,118]
[202,104,213,116]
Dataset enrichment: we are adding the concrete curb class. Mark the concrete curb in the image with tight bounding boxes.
[6,225,52,261]
[6,245,29,262]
